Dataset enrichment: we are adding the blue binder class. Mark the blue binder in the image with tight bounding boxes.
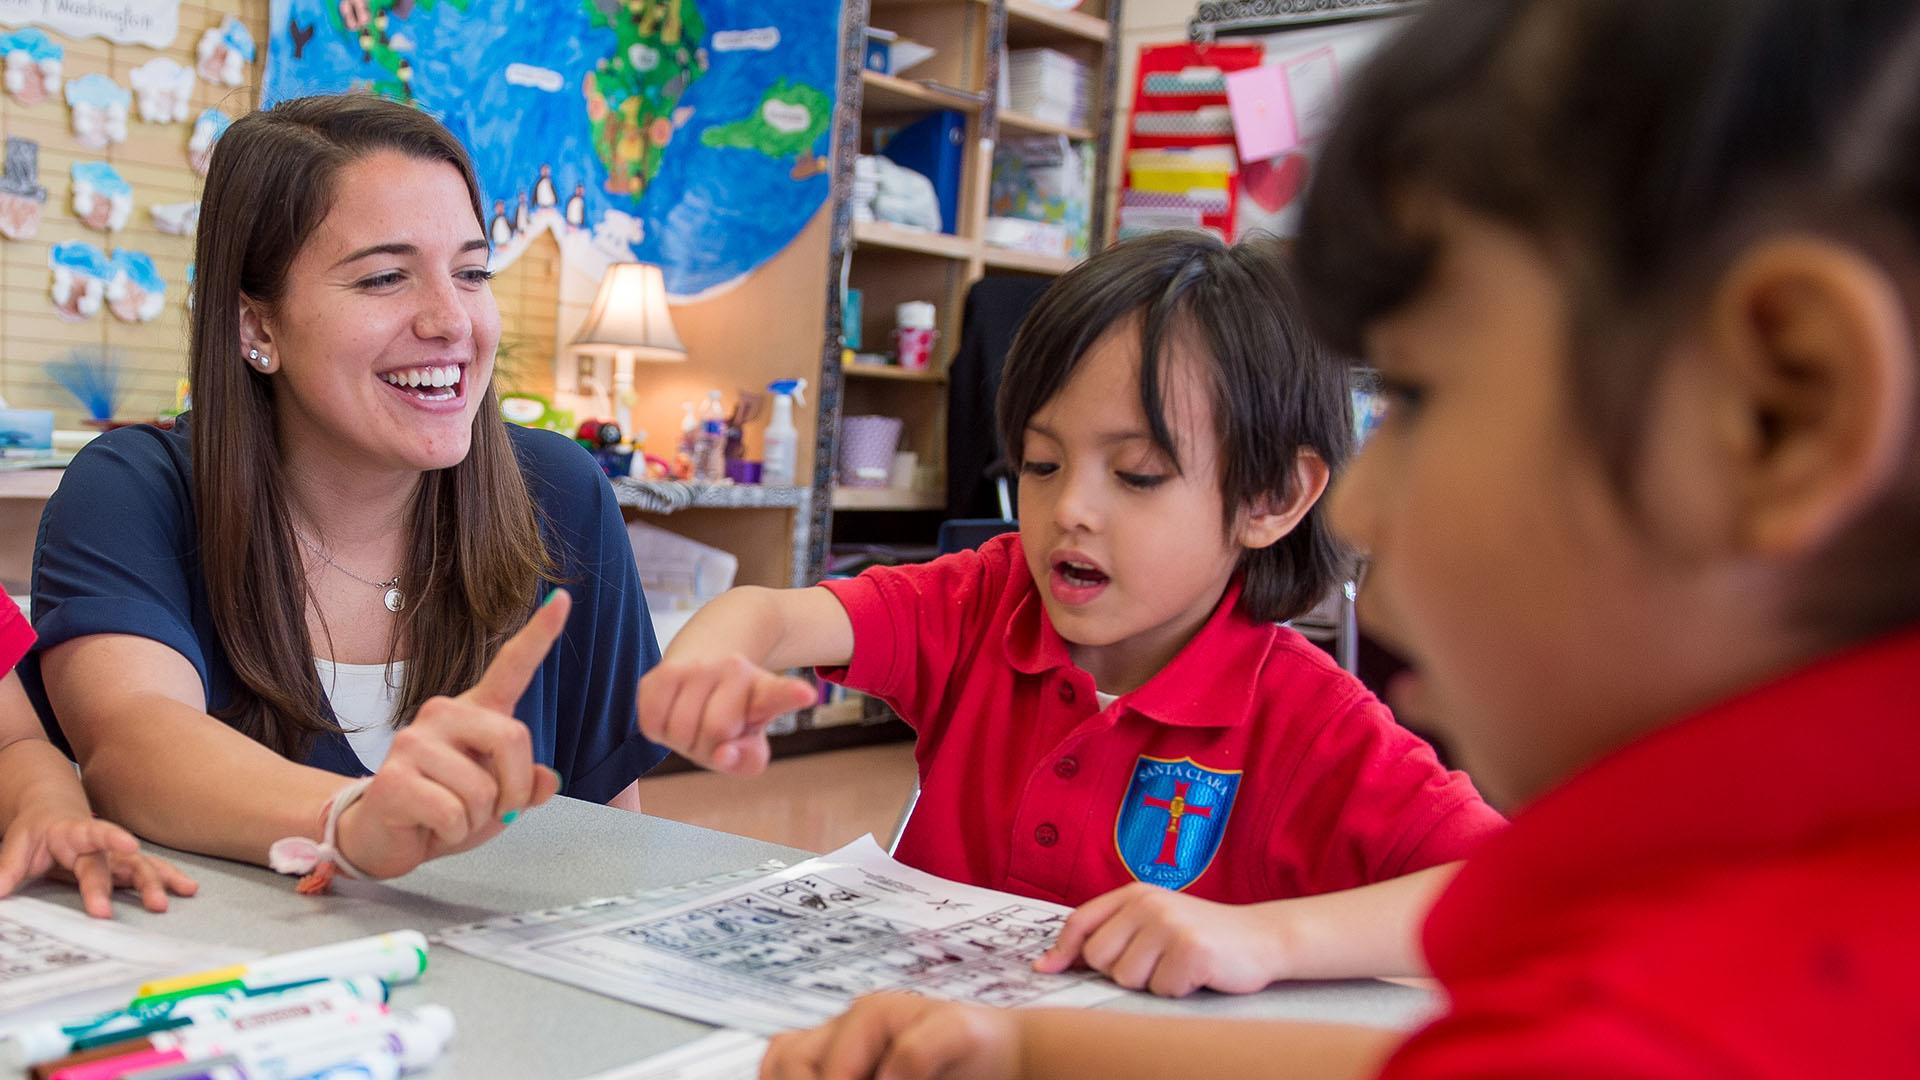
[881,110,967,235]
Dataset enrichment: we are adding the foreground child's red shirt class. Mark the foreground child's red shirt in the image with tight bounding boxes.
[1381,626,1920,1078]
[0,596,33,675]
[819,534,1502,907]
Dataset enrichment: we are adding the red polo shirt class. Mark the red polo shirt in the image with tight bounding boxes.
[819,534,1502,907]
[1379,626,1920,1079]
[0,596,33,676]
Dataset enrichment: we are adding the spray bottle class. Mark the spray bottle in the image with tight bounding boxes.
[673,401,697,479]
[761,378,807,487]
[694,390,729,483]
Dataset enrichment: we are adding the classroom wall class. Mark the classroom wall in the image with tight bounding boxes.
[550,207,830,480]
[0,1,644,433]
[0,1,268,429]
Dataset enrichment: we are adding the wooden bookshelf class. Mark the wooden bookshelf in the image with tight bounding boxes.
[841,363,949,383]
[831,487,947,511]
[852,221,978,260]
[981,247,1082,275]
[860,70,986,116]
[996,0,1113,45]
[998,108,1095,140]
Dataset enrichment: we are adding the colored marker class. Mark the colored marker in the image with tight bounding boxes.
[133,933,428,1006]
[82,1006,451,1080]
[45,1003,394,1080]
[5,978,390,1068]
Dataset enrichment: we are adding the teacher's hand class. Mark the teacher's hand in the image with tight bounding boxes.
[333,590,569,879]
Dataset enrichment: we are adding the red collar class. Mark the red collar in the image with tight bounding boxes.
[1002,548,1269,729]
[1428,624,1920,974]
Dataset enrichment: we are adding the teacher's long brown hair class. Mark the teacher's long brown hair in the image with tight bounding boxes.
[189,93,552,759]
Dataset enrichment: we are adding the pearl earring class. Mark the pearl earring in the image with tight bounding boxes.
[248,348,271,369]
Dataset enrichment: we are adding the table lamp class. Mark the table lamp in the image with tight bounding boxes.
[569,261,686,446]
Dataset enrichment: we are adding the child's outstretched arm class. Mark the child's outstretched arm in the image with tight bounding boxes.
[0,672,197,917]
[638,586,855,775]
[759,993,1400,1080]
[1033,862,1460,996]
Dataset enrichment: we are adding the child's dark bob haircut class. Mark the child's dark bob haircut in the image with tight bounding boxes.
[997,231,1352,624]
[1296,0,1920,638]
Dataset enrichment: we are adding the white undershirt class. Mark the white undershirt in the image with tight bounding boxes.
[1095,690,1118,710]
[315,658,406,770]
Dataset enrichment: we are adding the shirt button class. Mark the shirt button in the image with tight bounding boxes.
[1034,823,1059,847]
[1053,756,1079,779]
[1057,682,1076,704]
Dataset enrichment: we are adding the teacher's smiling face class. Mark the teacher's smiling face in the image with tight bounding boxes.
[247,150,501,475]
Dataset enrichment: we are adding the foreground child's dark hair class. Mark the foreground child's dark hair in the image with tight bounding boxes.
[1296,0,1920,638]
[997,231,1352,623]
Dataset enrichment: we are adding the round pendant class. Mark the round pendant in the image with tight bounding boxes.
[384,587,405,613]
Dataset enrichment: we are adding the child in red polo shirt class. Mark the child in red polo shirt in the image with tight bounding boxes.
[641,231,1504,997]
[756,1,1920,1077]
[0,597,195,916]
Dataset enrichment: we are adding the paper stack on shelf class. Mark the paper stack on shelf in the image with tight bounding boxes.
[1003,48,1092,129]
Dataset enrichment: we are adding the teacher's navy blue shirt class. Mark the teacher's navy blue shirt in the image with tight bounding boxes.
[20,417,667,802]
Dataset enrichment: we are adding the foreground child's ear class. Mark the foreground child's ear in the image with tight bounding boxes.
[1705,236,1916,556]
[1239,449,1331,550]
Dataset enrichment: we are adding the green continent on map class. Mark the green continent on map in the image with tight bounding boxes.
[329,0,471,100]
[700,79,833,179]
[583,0,710,198]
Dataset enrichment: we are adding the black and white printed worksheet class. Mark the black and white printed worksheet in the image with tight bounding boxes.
[436,836,1120,1033]
[0,896,243,1023]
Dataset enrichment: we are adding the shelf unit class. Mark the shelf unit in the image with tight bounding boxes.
[859,70,987,116]
[807,0,1122,563]
[842,363,948,383]
[831,487,948,511]
[995,0,1114,45]
[852,221,978,260]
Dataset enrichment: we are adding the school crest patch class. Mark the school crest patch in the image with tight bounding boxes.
[1113,755,1241,891]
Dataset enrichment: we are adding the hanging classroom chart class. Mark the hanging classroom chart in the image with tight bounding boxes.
[263,0,841,298]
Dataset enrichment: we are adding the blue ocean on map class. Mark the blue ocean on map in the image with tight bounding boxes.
[264,0,840,296]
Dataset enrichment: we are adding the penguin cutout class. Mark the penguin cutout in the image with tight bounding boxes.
[488,199,512,246]
[534,164,557,208]
[565,184,586,228]
[515,192,529,234]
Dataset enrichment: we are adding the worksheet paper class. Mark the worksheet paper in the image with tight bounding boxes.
[438,837,1122,1033]
[0,896,249,1023]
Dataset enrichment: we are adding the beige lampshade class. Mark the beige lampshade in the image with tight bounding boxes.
[570,262,687,362]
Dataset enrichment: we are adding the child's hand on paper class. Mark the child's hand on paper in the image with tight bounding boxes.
[638,654,816,776]
[1033,883,1286,997]
[761,992,1019,1080]
[334,590,570,880]
[0,809,198,918]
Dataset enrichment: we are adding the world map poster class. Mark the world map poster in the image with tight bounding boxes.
[264,0,842,297]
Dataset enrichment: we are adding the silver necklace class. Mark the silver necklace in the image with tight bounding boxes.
[295,530,405,612]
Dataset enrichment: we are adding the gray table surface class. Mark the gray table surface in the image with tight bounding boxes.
[13,797,1435,1078]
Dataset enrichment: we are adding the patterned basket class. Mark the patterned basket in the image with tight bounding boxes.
[839,415,904,487]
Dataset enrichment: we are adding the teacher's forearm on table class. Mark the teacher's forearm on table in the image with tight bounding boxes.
[71,693,342,866]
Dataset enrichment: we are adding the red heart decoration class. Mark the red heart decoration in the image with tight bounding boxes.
[1243,152,1310,214]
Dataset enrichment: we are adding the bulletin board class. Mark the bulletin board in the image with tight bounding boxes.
[1231,17,1400,238]
[0,2,268,430]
